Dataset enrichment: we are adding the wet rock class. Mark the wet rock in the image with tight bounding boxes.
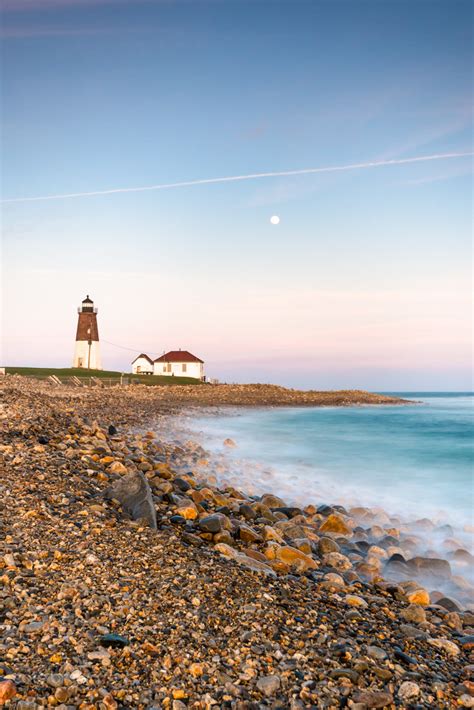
[319,513,351,535]
[239,503,257,521]
[262,525,285,543]
[173,477,191,492]
[436,596,462,612]
[105,471,157,529]
[223,438,236,447]
[406,587,430,606]
[260,493,286,509]
[199,514,224,533]
[322,551,352,571]
[273,506,302,518]
[407,556,452,579]
[265,543,318,572]
[317,536,340,555]
[238,524,262,544]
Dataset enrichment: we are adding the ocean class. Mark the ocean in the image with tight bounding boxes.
[189,392,473,538]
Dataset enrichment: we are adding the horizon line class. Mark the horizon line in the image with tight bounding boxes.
[2,150,473,204]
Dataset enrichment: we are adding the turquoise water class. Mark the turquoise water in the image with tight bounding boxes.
[192,393,474,529]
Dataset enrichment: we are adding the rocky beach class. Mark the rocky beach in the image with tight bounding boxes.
[1,377,473,709]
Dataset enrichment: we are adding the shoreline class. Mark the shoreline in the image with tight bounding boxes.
[149,405,474,599]
[1,377,473,708]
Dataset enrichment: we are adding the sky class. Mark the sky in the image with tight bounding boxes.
[1,0,472,390]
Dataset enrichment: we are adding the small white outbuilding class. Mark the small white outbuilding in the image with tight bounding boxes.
[131,353,154,375]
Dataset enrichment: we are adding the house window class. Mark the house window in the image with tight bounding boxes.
[137,366,141,373]
[167,364,171,372]
[182,364,187,372]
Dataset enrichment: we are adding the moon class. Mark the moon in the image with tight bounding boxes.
[270,215,280,225]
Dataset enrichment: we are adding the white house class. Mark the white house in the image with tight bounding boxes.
[131,353,154,375]
[154,350,205,380]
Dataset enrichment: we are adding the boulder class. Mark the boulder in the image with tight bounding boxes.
[265,543,318,572]
[406,556,451,579]
[406,587,430,606]
[319,513,351,536]
[105,471,157,529]
[400,604,426,624]
[260,493,286,509]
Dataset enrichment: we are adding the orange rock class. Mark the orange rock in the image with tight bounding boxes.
[189,662,205,678]
[245,549,268,562]
[0,680,17,704]
[100,456,115,465]
[406,588,430,606]
[266,544,317,572]
[107,461,128,475]
[176,504,198,520]
[172,689,187,699]
[319,514,351,535]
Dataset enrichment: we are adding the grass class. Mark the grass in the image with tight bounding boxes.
[5,366,203,386]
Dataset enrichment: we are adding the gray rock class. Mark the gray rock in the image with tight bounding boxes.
[105,471,157,529]
[436,596,462,612]
[400,603,427,624]
[199,515,223,533]
[406,556,451,579]
[256,674,281,696]
[397,681,420,701]
[366,645,388,661]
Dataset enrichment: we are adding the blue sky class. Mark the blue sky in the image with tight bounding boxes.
[1,0,472,389]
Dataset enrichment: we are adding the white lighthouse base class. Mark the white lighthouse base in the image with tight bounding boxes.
[73,341,102,370]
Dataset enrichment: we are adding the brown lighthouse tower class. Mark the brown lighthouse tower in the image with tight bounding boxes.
[73,295,102,370]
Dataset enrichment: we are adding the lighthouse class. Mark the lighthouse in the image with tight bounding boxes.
[73,295,102,370]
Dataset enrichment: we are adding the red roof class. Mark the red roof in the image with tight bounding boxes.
[154,350,204,363]
[131,353,154,364]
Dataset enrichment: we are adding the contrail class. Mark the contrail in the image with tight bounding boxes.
[2,151,472,204]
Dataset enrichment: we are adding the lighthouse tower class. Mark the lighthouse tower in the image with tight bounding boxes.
[73,295,102,370]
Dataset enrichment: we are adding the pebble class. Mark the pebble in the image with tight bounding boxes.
[428,637,460,656]
[400,603,427,623]
[256,674,281,696]
[0,376,469,710]
[0,680,17,704]
[398,681,420,701]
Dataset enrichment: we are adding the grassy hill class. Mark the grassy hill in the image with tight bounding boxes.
[5,366,203,386]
